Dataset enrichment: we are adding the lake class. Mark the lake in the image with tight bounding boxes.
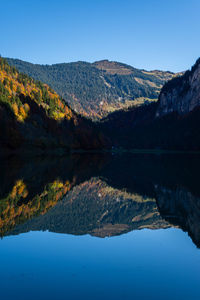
[0,153,200,300]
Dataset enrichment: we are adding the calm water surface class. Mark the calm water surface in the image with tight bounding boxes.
[0,153,200,300]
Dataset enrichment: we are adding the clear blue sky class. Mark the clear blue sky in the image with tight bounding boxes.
[1,0,200,72]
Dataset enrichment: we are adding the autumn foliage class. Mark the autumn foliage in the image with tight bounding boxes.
[0,178,72,236]
[0,57,73,122]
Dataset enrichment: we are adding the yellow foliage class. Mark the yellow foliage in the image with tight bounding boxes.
[52,111,65,120]
[16,115,24,122]
[52,180,64,190]
[0,174,76,235]
[24,103,30,113]
[19,106,27,119]
[0,61,73,122]
[12,103,18,115]
[10,180,28,198]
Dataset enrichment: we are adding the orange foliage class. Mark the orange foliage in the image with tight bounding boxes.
[0,59,74,122]
[19,106,26,119]
[12,103,18,115]
[24,103,30,113]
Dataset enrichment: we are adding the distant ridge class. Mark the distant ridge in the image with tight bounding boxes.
[6,58,177,119]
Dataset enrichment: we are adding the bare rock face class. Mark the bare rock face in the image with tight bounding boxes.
[156,58,200,117]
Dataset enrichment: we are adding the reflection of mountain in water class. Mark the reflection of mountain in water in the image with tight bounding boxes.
[1,154,200,247]
[10,177,169,238]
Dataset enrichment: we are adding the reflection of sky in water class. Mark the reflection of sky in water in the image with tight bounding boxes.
[0,228,200,300]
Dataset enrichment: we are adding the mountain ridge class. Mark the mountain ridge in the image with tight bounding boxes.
[6,57,177,119]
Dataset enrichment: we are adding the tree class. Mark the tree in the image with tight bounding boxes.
[3,78,8,86]
[10,80,13,90]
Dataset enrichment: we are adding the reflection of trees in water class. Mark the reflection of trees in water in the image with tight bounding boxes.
[0,153,200,247]
[0,178,72,236]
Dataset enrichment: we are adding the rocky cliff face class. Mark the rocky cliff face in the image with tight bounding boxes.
[156,58,200,117]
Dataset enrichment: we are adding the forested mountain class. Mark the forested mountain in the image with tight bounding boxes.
[0,57,108,153]
[6,58,176,119]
